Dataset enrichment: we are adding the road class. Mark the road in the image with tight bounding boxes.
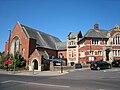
[0,68,120,90]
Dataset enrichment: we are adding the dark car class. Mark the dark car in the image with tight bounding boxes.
[112,60,120,67]
[75,63,82,69]
[90,60,111,70]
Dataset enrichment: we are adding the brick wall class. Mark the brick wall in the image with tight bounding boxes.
[58,50,67,59]
[4,22,30,66]
[37,47,57,59]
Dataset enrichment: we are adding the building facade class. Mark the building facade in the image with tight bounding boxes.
[4,22,120,71]
[4,22,67,71]
[67,23,120,65]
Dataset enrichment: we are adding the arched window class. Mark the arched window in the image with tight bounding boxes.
[10,36,21,56]
[113,34,120,45]
[14,39,20,53]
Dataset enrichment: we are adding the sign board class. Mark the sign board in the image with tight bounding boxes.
[89,56,94,62]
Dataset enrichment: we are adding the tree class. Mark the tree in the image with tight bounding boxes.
[14,52,26,68]
[0,55,5,69]
[4,52,26,70]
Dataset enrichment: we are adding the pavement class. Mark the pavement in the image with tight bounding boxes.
[0,68,89,76]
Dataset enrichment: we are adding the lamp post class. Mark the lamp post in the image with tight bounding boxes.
[13,58,16,74]
[8,30,11,56]
[33,60,35,75]
[6,30,11,71]
[59,54,64,73]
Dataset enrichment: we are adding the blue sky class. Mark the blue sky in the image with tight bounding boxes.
[0,0,120,52]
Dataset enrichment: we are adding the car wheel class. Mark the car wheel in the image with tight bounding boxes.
[97,67,100,70]
[91,68,93,70]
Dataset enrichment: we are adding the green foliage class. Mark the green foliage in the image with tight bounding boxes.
[0,51,26,70]
[0,55,5,63]
[0,64,4,69]
[14,52,26,68]
[8,64,14,70]
[0,55,5,69]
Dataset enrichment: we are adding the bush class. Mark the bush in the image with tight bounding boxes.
[8,64,14,71]
[0,52,26,71]
[0,64,4,69]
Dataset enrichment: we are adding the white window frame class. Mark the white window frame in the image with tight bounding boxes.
[98,51,102,56]
[91,39,99,45]
[113,34,120,45]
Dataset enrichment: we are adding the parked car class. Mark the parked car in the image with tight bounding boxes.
[75,63,82,69]
[90,60,111,70]
[112,60,120,67]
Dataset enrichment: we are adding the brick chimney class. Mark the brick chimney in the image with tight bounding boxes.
[94,23,99,30]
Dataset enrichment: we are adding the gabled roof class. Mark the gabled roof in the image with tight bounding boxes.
[20,24,62,50]
[84,29,109,38]
[68,31,82,39]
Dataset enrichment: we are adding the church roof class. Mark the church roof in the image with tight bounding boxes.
[20,24,64,50]
[37,50,49,59]
[55,42,67,50]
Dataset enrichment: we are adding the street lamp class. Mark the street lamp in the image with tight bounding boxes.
[32,60,35,75]
[13,58,16,74]
[59,54,64,73]
[8,30,11,56]
[6,30,11,71]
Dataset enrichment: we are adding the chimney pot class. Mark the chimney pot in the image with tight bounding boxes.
[94,23,99,30]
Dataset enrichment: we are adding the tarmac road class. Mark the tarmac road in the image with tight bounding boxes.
[0,68,120,90]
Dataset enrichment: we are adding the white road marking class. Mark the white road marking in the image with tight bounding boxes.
[1,80,70,88]
[104,68,120,72]
[1,80,13,84]
[99,89,107,90]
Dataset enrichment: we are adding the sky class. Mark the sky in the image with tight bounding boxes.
[0,0,120,52]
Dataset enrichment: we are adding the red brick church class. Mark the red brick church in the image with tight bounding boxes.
[4,22,67,71]
[4,22,120,71]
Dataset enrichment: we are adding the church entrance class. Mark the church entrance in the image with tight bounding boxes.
[33,59,38,70]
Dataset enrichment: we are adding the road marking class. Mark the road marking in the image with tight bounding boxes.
[1,80,70,88]
[99,89,107,90]
[1,80,13,84]
[104,68,120,72]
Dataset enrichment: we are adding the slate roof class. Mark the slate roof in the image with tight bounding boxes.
[68,31,82,39]
[37,50,49,59]
[56,42,67,50]
[84,29,109,38]
[68,32,79,39]
[20,24,63,50]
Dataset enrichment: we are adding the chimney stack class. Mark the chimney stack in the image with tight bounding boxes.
[94,23,99,30]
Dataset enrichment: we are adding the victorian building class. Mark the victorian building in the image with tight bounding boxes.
[4,22,120,71]
[67,23,120,65]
